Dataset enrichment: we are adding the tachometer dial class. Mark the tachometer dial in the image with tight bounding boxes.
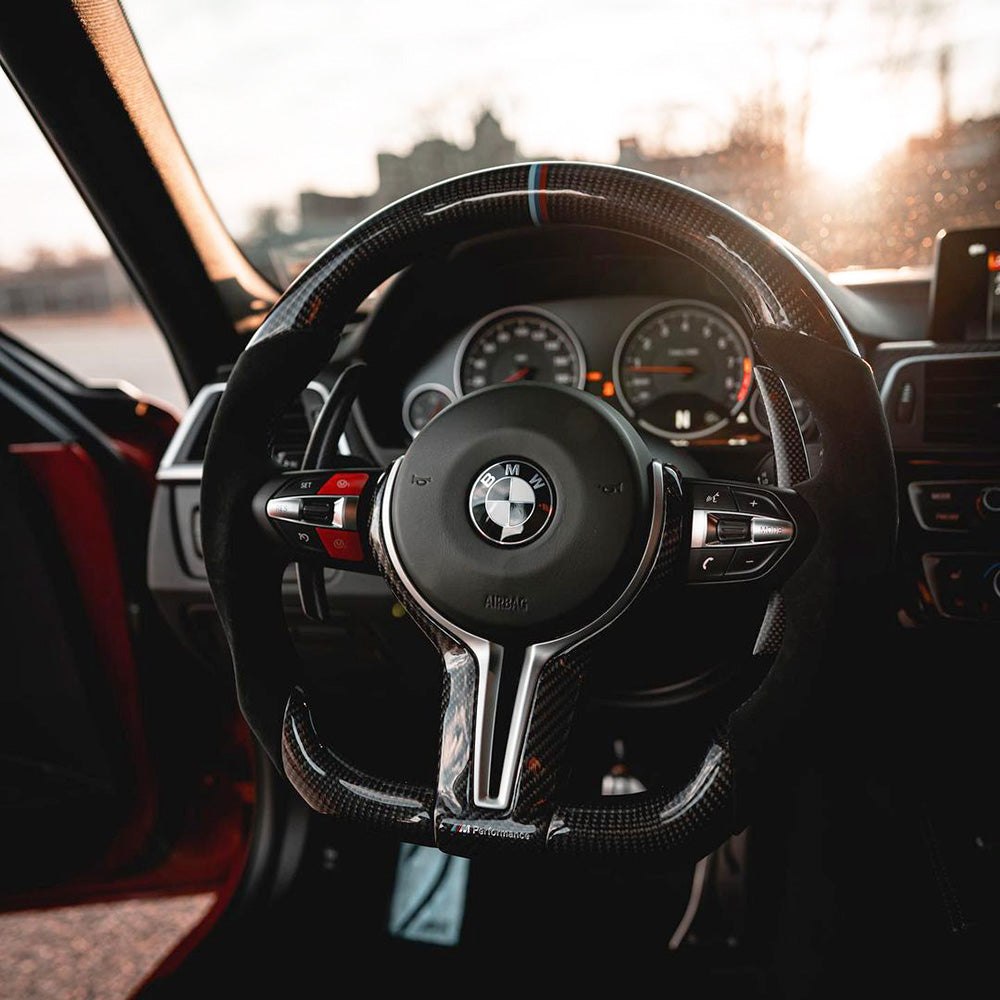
[613,301,753,440]
[456,307,585,395]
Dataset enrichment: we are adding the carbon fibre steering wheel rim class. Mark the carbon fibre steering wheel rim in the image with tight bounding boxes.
[201,162,896,859]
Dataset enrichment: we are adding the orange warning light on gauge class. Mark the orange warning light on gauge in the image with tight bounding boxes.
[737,357,753,401]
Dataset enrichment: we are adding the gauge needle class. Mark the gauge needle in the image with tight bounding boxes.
[503,366,532,382]
[626,365,696,374]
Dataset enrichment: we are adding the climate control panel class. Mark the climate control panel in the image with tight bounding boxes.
[909,480,1000,533]
[922,552,1000,622]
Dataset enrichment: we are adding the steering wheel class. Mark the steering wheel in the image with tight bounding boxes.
[202,163,896,860]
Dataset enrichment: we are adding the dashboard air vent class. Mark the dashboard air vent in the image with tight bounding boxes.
[923,357,1000,445]
[268,386,326,469]
[157,383,329,483]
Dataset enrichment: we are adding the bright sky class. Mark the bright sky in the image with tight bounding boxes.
[0,0,997,265]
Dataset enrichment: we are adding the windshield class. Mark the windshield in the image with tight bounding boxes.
[99,1,1000,282]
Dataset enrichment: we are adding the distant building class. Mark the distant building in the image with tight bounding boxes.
[617,136,787,217]
[0,255,135,318]
[297,191,371,239]
[292,110,788,254]
[904,114,1000,176]
[375,110,521,205]
[257,106,1000,283]
[840,112,1000,268]
[298,110,524,239]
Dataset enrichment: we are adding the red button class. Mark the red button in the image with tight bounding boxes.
[317,528,363,561]
[319,472,369,496]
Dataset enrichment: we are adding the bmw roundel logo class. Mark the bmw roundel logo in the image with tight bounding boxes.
[468,459,554,546]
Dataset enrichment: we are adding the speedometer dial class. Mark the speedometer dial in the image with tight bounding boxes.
[613,301,753,440]
[456,307,585,395]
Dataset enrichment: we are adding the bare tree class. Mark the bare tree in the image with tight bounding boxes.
[730,86,787,150]
[793,0,837,169]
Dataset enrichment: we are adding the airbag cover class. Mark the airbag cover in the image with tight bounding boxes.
[391,383,652,641]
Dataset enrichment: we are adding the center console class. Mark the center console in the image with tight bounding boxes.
[878,346,1000,625]
[876,226,1000,627]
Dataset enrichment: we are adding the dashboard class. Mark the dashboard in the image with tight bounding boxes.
[350,223,998,627]
[151,223,1000,706]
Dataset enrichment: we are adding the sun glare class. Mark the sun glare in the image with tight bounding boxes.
[803,96,916,185]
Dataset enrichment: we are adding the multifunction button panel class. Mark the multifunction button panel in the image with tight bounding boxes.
[685,480,797,583]
[263,470,371,563]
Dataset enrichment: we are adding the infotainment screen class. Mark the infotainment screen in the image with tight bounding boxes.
[928,227,1000,342]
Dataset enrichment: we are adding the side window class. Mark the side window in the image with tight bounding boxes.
[0,76,186,412]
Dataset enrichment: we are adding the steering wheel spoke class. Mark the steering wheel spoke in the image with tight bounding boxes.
[432,636,588,854]
[253,467,382,573]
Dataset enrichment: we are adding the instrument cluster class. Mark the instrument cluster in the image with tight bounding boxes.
[402,297,811,447]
